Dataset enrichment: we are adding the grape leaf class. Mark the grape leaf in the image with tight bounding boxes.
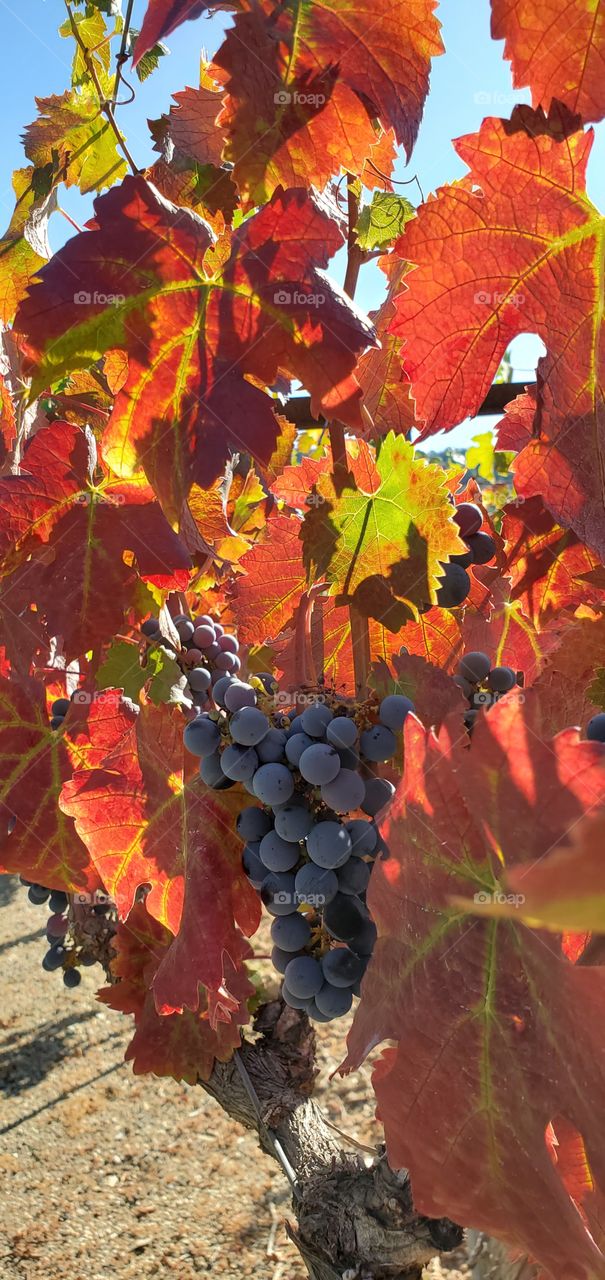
[495,387,537,451]
[462,574,569,685]
[230,512,307,645]
[503,495,603,626]
[132,0,215,67]
[16,176,376,517]
[355,259,416,438]
[154,85,226,169]
[97,640,148,703]
[0,678,99,891]
[99,903,254,1082]
[302,433,464,616]
[356,193,415,252]
[492,0,605,124]
[343,699,605,1279]
[23,90,127,194]
[0,167,56,324]
[391,105,605,557]
[396,609,463,672]
[60,695,261,1014]
[370,650,466,729]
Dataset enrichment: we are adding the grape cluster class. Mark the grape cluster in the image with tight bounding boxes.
[141,610,242,708]
[185,660,415,1022]
[49,696,70,731]
[436,502,497,609]
[453,651,521,731]
[21,879,117,989]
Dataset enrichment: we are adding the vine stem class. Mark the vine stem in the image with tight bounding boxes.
[328,173,371,696]
[110,0,136,109]
[64,0,139,177]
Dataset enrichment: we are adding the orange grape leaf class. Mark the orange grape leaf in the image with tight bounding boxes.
[492,0,605,124]
[99,902,254,1082]
[230,512,307,645]
[391,104,605,557]
[60,695,261,1014]
[0,678,100,892]
[16,176,376,517]
[343,699,605,1279]
[503,495,603,627]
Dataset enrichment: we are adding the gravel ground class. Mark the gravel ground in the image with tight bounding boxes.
[0,876,469,1280]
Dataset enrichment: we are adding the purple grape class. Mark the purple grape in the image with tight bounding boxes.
[270,913,311,951]
[306,821,352,869]
[326,717,358,748]
[188,667,212,694]
[253,764,294,806]
[361,777,395,818]
[378,695,414,732]
[224,682,257,712]
[436,563,471,608]
[294,862,338,907]
[230,706,269,747]
[218,634,239,654]
[320,768,365,814]
[320,947,364,988]
[274,803,314,842]
[256,728,287,763]
[487,666,516,693]
[299,743,341,785]
[454,502,482,538]
[183,714,220,758]
[285,732,314,766]
[221,744,259,781]
[587,714,605,743]
[315,982,352,1018]
[360,724,397,763]
[467,531,496,564]
[237,806,273,842]
[259,830,301,872]
[193,624,216,649]
[284,955,323,999]
[457,652,491,684]
[345,818,378,855]
[300,703,333,738]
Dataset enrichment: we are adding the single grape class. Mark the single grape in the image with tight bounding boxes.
[321,947,364,988]
[320,768,365,814]
[141,617,160,637]
[287,714,305,736]
[274,803,314,842]
[218,634,239,655]
[237,806,273,842]
[271,945,304,975]
[299,743,341,786]
[199,752,235,790]
[224,683,257,713]
[49,890,68,913]
[467,531,496,564]
[259,830,301,873]
[307,821,352,869]
[487,666,516,693]
[213,623,225,637]
[211,675,236,707]
[282,985,313,1011]
[206,641,221,659]
[337,746,360,771]
[360,724,397,763]
[242,844,265,887]
[326,716,358,748]
[42,947,65,972]
[315,982,353,1018]
[436,562,471,608]
[454,502,482,538]
[230,706,269,747]
[183,714,220,758]
[253,763,294,807]
[587,713,605,743]
[349,917,377,956]
[261,872,297,915]
[63,967,82,989]
[323,892,368,942]
[214,652,238,674]
[379,695,414,732]
[301,703,333,738]
[188,667,212,694]
[295,862,338,907]
[46,912,69,938]
[270,913,311,951]
[52,698,70,718]
[285,732,314,766]
[28,885,50,905]
[221,744,259,781]
[184,648,203,666]
[176,618,195,643]
[453,674,474,699]
[256,728,287,764]
[193,624,216,649]
[50,716,64,730]
[337,857,371,896]
[457,651,491,684]
[193,614,214,627]
[284,955,323,999]
[345,818,378,856]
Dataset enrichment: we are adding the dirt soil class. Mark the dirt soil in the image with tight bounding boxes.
[0,876,470,1280]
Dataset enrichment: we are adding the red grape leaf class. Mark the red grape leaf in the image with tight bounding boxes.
[302,433,464,615]
[98,903,254,1082]
[158,84,225,169]
[230,512,307,646]
[60,695,260,1014]
[396,609,463,672]
[132,0,217,67]
[342,700,605,1279]
[370,650,466,729]
[503,495,603,627]
[273,0,444,158]
[391,105,605,556]
[495,388,537,451]
[525,612,605,735]
[214,6,378,207]
[16,177,375,517]
[0,678,99,891]
[462,574,569,685]
[492,0,605,124]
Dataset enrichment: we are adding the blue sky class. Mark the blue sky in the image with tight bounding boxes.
[1,0,603,448]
